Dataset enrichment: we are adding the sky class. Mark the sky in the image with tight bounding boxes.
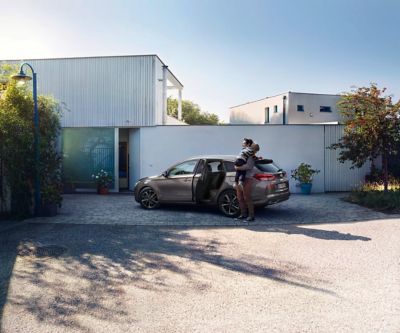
[1,0,399,122]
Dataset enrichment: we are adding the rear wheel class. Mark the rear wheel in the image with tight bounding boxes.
[218,190,240,217]
[139,187,160,209]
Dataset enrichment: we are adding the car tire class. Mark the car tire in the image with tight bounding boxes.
[139,187,160,209]
[218,189,240,217]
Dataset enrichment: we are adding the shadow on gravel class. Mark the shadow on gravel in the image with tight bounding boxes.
[0,223,336,331]
[247,225,372,241]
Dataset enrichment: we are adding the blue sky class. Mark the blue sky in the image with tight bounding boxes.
[1,0,399,121]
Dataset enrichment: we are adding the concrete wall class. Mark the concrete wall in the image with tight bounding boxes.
[230,92,342,125]
[132,124,369,193]
[288,93,341,124]
[129,128,141,189]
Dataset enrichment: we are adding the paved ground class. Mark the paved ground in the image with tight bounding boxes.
[0,194,399,332]
[26,192,399,226]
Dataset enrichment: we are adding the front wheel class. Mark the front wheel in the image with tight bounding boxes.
[218,190,240,217]
[139,187,160,209]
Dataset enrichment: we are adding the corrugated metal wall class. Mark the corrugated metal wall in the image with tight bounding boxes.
[324,125,370,191]
[21,56,157,127]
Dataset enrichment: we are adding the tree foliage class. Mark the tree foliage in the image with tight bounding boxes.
[0,65,62,217]
[167,97,220,125]
[330,84,400,191]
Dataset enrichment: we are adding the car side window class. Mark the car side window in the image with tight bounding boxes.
[168,160,198,176]
[223,161,236,172]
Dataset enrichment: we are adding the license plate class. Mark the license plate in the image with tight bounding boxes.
[277,183,286,189]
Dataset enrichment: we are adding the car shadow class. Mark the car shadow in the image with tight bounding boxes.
[1,223,336,331]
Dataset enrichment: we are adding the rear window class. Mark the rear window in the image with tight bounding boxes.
[255,159,283,173]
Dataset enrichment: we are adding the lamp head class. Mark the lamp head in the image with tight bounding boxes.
[11,69,32,82]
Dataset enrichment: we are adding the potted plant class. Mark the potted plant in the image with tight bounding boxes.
[41,182,63,216]
[291,163,320,194]
[92,169,113,194]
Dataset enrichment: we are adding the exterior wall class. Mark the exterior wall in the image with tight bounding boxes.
[129,128,141,190]
[324,125,370,191]
[133,125,370,193]
[6,55,158,127]
[230,98,268,124]
[230,94,288,125]
[288,92,341,124]
[230,92,341,125]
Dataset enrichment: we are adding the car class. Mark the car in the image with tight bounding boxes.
[134,155,290,217]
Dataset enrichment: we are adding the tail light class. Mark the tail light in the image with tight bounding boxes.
[254,173,276,181]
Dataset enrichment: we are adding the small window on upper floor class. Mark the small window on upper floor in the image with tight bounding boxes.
[297,105,304,112]
[274,105,278,113]
[320,106,332,112]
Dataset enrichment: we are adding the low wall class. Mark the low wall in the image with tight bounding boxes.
[133,124,370,193]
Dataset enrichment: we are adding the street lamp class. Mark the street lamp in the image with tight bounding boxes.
[11,63,41,215]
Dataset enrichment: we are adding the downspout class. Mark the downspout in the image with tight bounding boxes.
[162,65,168,125]
[282,95,287,125]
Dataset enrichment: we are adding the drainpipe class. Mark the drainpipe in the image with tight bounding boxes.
[282,95,287,125]
[162,65,168,125]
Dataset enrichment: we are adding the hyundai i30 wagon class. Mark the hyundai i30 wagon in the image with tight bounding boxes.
[134,155,290,217]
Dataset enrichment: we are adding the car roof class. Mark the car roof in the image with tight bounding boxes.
[187,155,236,161]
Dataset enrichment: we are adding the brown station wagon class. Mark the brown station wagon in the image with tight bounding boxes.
[134,155,290,217]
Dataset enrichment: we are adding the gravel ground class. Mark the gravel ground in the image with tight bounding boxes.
[1,218,399,333]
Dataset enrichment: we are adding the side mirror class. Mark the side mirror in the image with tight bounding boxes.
[162,171,168,177]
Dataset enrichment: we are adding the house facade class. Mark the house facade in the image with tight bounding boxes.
[2,55,184,191]
[230,92,342,125]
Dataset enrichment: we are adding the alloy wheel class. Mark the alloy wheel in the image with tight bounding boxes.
[140,188,159,209]
[218,190,240,217]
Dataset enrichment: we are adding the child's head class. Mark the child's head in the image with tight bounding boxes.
[242,138,253,147]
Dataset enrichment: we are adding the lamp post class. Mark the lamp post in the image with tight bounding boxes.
[11,63,41,215]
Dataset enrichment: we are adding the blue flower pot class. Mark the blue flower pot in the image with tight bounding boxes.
[300,183,312,194]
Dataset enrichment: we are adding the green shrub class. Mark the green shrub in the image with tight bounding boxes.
[346,188,400,212]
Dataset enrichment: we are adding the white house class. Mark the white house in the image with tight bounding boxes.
[230,92,342,125]
[2,55,185,191]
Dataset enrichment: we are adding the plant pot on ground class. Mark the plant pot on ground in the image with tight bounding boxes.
[92,169,113,195]
[291,163,320,194]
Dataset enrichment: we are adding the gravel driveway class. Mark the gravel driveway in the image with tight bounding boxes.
[1,193,399,332]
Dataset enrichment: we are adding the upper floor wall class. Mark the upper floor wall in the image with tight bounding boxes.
[230,92,342,124]
[3,55,181,127]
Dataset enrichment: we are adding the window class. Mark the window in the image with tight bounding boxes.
[264,107,270,123]
[297,105,304,112]
[168,160,198,176]
[274,105,278,113]
[320,106,332,112]
[223,161,236,172]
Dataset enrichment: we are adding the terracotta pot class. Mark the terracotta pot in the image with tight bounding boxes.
[97,186,109,195]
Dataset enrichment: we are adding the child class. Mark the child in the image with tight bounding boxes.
[234,138,255,190]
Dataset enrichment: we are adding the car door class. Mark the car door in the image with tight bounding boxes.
[157,159,199,202]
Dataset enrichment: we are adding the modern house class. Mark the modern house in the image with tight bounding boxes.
[1,55,185,191]
[230,92,342,125]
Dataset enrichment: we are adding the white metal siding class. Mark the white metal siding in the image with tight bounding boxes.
[19,56,156,127]
[324,125,370,191]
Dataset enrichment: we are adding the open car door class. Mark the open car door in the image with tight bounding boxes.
[194,159,226,203]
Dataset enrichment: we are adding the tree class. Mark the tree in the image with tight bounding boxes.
[330,84,400,191]
[0,65,62,217]
[167,97,220,125]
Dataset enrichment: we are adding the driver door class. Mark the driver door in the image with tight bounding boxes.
[158,159,199,202]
